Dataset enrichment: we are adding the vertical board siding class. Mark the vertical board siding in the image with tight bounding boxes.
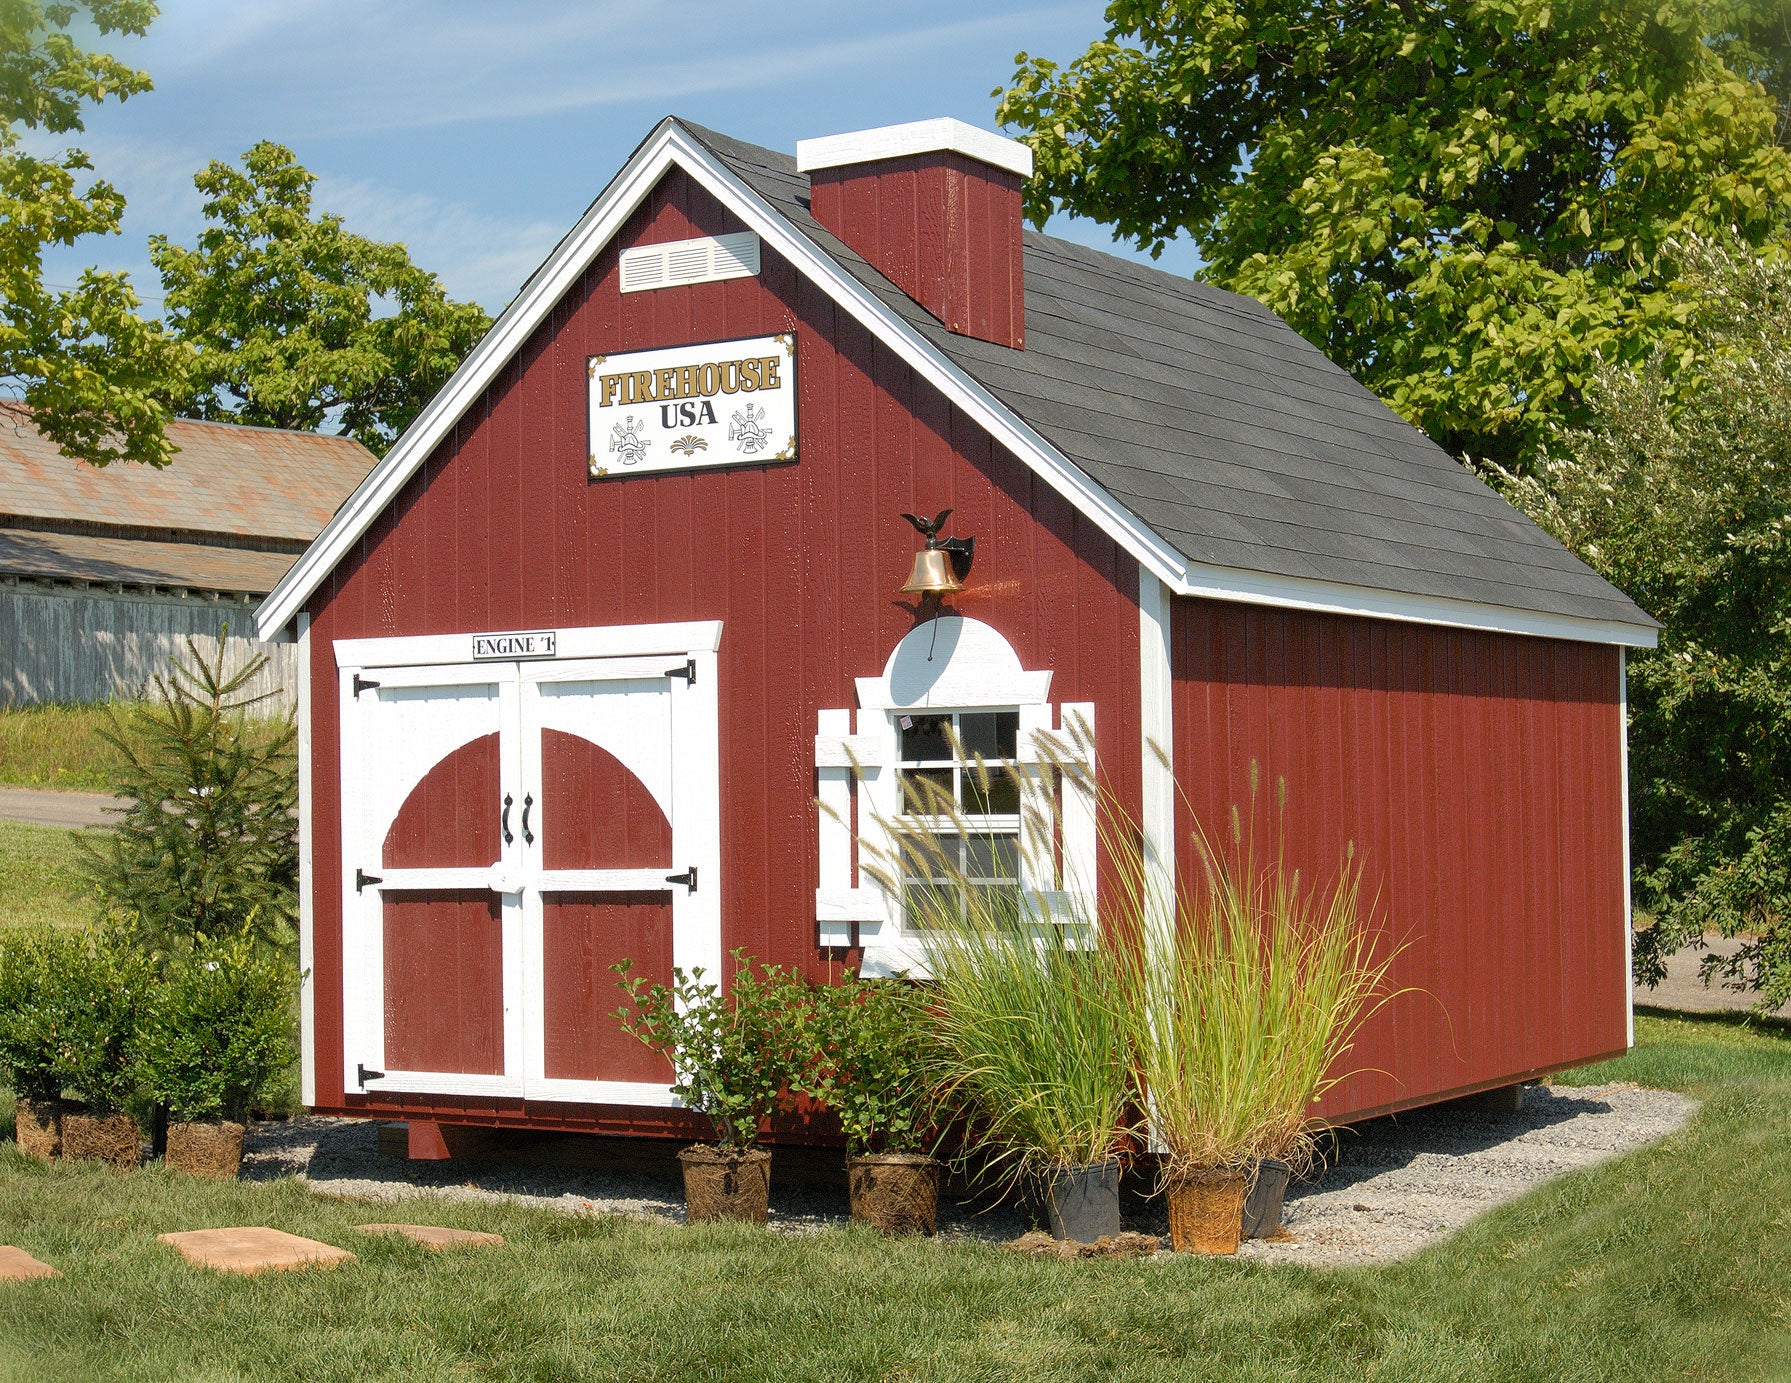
[304,167,1142,1130]
[1171,600,1628,1121]
[381,889,506,1076]
[0,583,292,706]
[542,892,674,1084]
[808,151,1024,348]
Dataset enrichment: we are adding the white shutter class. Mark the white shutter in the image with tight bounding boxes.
[815,709,885,946]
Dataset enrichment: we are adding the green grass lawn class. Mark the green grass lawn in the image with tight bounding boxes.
[0,1010,1786,1381]
[0,821,91,932]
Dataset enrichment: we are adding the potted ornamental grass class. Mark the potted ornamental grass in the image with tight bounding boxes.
[138,930,300,1179]
[614,951,806,1224]
[861,733,1134,1244]
[0,929,84,1160]
[1115,767,1402,1252]
[53,930,148,1171]
[799,973,942,1235]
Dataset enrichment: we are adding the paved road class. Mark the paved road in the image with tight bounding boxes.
[1636,933,1790,1017]
[0,786,121,829]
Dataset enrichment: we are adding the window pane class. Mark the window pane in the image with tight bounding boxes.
[966,882,1023,927]
[965,833,1019,880]
[904,878,959,930]
[958,711,1018,760]
[962,769,1020,815]
[900,768,954,815]
[900,715,953,763]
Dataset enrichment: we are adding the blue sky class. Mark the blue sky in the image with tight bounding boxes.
[41,0,1201,316]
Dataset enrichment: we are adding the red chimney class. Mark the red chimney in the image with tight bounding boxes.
[798,119,1031,350]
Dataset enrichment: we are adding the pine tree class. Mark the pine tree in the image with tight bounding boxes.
[80,632,298,958]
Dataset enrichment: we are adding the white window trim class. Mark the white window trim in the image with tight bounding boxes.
[816,616,1095,978]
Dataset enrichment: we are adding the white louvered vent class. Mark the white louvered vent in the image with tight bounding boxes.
[618,232,761,294]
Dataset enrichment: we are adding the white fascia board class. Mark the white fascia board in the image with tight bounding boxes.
[255,119,1657,654]
[1166,559,1660,649]
[796,118,1034,179]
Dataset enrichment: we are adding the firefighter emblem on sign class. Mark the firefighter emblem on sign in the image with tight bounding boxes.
[728,403,771,455]
[609,415,650,466]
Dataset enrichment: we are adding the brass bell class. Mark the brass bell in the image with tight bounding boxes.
[901,548,964,596]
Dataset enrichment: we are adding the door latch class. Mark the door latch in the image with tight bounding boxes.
[664,658,696,684]
[664,866,698,894]
[356,1063,385,1088]
[501,792,514,845]
[521,793,535,845]
[352,673,381,696]
[355,868,384,893]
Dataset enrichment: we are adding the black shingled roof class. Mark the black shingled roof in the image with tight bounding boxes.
[681,119,1656,636]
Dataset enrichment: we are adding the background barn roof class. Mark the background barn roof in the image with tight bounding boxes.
[0,404,375,596]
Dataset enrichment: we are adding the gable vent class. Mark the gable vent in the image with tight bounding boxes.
[619,231,760,294]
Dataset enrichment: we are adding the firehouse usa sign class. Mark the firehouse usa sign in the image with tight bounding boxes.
[588,333,797,477]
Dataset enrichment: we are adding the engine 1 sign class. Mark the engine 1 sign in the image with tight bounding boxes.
[588,332,797,477]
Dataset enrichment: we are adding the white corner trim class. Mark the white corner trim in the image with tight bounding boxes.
[797,118,1033,179]
[1138,575,1176,941]
[296,610,315,1109]
[253,118,1657,653]
[1620,648,1634,1049]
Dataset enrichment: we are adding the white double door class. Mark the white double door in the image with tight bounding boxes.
[337,631,719,1106]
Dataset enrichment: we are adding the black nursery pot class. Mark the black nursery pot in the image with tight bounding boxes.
[1045,1159,1122,1242]
[1242,1158,1293,1239]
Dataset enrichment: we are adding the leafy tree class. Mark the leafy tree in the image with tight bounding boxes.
[0,0,184,466]
[151,141,491,455]
[998,0,1791,471]
[1496,238,1791,1010]
[79,632,298,958]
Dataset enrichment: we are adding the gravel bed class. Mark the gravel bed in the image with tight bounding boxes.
[242,1080,1693,1265]
[1235,1082,1696,1267]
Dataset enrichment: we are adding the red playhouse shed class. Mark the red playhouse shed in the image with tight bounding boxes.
[256,117,1658,1155]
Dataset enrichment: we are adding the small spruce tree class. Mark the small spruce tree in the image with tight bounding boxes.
[80,631,298,958]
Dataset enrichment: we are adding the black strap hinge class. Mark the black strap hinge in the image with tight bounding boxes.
[356,868,384,893]
[664,866,698,894]
[664,658,695,684]
[353,673,381,696]
[357,1063,385,1087]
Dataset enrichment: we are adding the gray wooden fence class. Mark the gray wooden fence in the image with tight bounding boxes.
[0,581,294,708]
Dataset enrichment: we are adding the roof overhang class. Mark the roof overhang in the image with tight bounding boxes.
[256,119,1658,651]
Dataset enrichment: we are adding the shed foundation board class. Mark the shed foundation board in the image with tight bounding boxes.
[156,1227,354,1274]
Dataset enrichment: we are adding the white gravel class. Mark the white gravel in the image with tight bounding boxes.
[1235,1082,1697,1267]
[241,1080,1694,1265]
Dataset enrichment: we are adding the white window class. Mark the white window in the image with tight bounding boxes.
[896,710,1023,930]
[814,617,1096,977]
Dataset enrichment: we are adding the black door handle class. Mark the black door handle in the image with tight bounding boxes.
[521,793,535,845]
[501,793,514,845]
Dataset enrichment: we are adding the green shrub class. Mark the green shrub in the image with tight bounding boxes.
[0,928,86,1102]
[613,950,808,1150]
[45,930,148,1112]
[137,930,300,1123]
[798,975,937,1156]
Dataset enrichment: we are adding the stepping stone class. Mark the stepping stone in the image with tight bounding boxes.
[353,1223,504,1251]
[0,1247,59,1281]
[157,1227,354,1275]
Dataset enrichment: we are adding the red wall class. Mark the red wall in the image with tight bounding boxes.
[302,167,1143,1131]
[1170,600,1630,1121]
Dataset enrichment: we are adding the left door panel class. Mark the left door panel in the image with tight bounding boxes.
[340,663,523,1098]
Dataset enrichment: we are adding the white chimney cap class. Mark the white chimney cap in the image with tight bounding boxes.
[796,118,1033,180]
